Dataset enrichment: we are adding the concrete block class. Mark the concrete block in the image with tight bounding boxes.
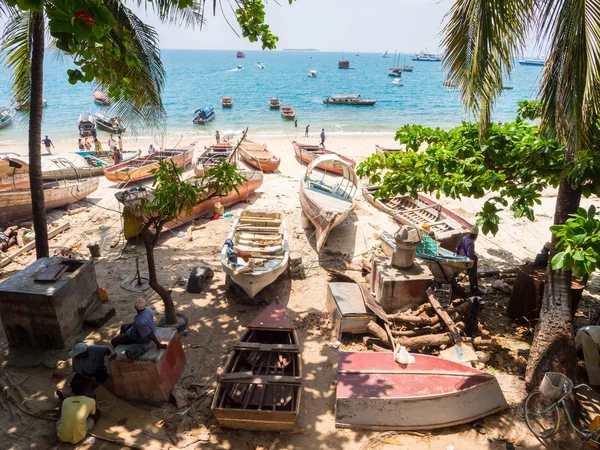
[110,328,186,402]
[83,303,116,328]
[0,257,100,348]
[371,257,433,313]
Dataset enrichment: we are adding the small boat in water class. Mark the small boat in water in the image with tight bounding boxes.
[104,146,193,184]
[93,91,111,106]
[0,107,13,129]
[382,50,390,58]
[236,51,246,58]
[0,177,99,225]
[220,210,290,299]
[14,98,47,111]
[93,111,126,133]
[194,143,234,177]
[116,169,263,239]
[338,59,350,69]
[292,141,356,175]
[443,80,457,88]
[300,154,358,252]
[193,105,216,125]
[375,144,404,155]
[257,61,265,69]
[401,64,414,72]
[335,351,507,430]
[281,105,295,120]
[239,140,280,172]
[269,97,281,109]
[221,97,233,108]
[78,112,96,137]
[308,70,318,78]
[323,94,376,106]
[519,57,545,66]
[362,185,472,250]
[211,302,301,430]
[355,51,360,56]
[237,65,243,70]
[392,77,404,86]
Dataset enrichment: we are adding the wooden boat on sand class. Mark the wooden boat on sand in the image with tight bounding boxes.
[211,303,301,431]
[299,154,358,252]
[239,140,280,172]
[104,147,193,184]
[0,154,30,191]
[375,144,404,155]
[0,178,99,224]
[116,169,263,239]
[281,106,295,120]
[335,351,507,430]
[221,210,289,299]
[362,185,472,250]
[194,143,234,177]
[292,141,356,175]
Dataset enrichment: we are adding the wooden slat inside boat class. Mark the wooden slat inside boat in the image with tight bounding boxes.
[292,141,356,175]
[212,303,301,431]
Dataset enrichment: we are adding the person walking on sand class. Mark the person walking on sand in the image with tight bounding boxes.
[42,135,55,154]
[118,135,123,152]
[107,134,114,149]
[215,131,221,144]
[305,125,310,138]
[320,129,326,147]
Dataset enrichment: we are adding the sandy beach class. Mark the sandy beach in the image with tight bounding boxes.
[0,132,597,449]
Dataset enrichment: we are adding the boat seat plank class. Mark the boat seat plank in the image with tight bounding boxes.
[220,375,302,386]
[304,189,352,213]
[233,342,300,352]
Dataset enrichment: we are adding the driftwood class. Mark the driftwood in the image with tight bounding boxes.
[478,268,519,278]
[394,334,495,350]
[66,207,91,216]
[391,323,442,337]
[365,321,392,348]
[427,288,462,344]
[186,225,206,241]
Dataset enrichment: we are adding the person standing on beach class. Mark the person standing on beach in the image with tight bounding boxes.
[118,136,123,152]
[91,128,97,139]
[215,131,221,144]
[320,129,326,147]
[84,137,91,151]
[42,135,55,154]
[305,125,310,138]
[294,119,298,128]
[78,139,85,150]
[108,134,114,149]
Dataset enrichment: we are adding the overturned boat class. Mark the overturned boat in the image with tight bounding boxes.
[211,302,301,430]
[299,154,358,252]
[292,141,356,175]
[221,210,289,299]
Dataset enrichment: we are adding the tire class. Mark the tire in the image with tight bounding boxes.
[523,390,560,439]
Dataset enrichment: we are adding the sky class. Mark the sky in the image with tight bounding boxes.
[141,0,455,53]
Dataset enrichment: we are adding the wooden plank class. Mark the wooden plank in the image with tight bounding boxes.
[426,288,462,344]
[338,369,492,378]
[219,371,253,381]
[0,222,70,269]
[232,342,299,352]
[219,375,302,386]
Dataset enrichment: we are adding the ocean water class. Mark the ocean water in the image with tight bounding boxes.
[0,50,543,142]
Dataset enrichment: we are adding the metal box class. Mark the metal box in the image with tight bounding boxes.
[326,283,376,338]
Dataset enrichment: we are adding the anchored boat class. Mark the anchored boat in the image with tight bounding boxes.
[308,70,318,78]
[299,154,358,252]
[93,91,111,106]
[323,94,376,106]
[292,141,356,175]
[211,303,301,430]
[221,210,289,299]
[193,105,216,125]
[362,185,472,250]
[0,107,13,129]
[269,97,281,109]
[281,106,295,120]
[222,97,233,108]
[239,140,281,172]
[78,112,96,137]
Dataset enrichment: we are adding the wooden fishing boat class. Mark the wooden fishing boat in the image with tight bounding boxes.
[292,141,356,175]
[239,140,280,172]
[269,97,281,109]
[362,185,472,250]
[75,150,139,168]
[116,169,263,239]
[375,144,404,155]
[93,91,111,106]
[299,154,358,252]
[222,97,233,108]
[0,178,99,224]
[78,112,96,137]
[280,106,295,120]
[221,210,289,299]
[379,233,474,283]
[194,143,234,177]
[104,147,193,184]
[0,154,30,191]
[335,351,507,430]
[93,111,126,134]
[0,107,13,129]
[212,303,301,430]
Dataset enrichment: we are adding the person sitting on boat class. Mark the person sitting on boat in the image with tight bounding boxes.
[111,298,167,349]
[148,144,156,155]
[455,226,481,294]
[78,139,85,150]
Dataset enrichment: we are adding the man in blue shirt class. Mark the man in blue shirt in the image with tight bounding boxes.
[70,343,115,387]
[110,298,167,349]
[456,225,481,294]
[320,129,326,147]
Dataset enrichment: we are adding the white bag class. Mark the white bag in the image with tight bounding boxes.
[394,344,415,365]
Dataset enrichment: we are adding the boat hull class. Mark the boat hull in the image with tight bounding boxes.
[292,142,356,175]
[239,142,281,172]
[0,178,99,224]
[375,145,403,155]
[104,149,193,183]
[0,173,30,191]
[335,351,507,430]
[193,111,216,124]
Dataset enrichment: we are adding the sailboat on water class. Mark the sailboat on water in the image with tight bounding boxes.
[338,51,350,69]
[388,50,403,77]
[355,51,360,56]
[382,50,390,58]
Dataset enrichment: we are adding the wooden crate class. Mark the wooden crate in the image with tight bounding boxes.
[326,283,376,339]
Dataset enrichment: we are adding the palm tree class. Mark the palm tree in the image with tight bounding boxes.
[442,0,600,387]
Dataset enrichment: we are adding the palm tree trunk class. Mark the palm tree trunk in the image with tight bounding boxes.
[142,231,177,325]
[29,11,48,258]
[525,174,582,390]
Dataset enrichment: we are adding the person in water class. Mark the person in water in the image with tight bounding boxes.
[305,124,310,138]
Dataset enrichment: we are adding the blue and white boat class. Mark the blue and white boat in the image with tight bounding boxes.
[0,107,13,129]
[518,57,545,66]
[193,105,216,125]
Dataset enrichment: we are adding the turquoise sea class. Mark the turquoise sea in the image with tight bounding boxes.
[0,50,543,142]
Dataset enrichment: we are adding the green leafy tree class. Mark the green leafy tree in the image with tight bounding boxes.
[0,0,286,258]
[141,158,245,325]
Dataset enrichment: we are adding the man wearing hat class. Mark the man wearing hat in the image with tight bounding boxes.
[70,343,115,386]
[110,298,167,349]
[456,225,481,294]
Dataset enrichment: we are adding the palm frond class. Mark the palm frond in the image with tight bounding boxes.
[537,0,600,154]
[131,0,207,29]
[442,0,534,133]
[1,10,33,119]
